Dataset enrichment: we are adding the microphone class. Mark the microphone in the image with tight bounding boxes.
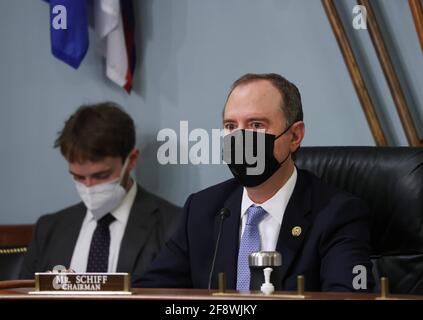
[208,208,231,290]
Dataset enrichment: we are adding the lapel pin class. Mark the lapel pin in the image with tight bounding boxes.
[292,226,302,237]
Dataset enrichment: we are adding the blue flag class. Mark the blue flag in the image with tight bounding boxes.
[47,0,89,69]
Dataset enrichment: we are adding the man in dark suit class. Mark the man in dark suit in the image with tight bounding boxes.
[134,73,374,292]
[20,102,181,279]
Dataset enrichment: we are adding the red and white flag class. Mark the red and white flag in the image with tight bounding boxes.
[94,0,136,93]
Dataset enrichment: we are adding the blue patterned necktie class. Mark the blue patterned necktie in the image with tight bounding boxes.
[236,205,268,291]
[86,213,116,272]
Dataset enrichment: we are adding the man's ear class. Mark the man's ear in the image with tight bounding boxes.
[290,121,305,153]
[128,148,140,171]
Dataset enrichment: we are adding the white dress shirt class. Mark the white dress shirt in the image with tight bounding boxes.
[240,167,297,251]
[70,182,137,273]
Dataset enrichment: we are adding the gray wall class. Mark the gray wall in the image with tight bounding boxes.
[0,0,421,224]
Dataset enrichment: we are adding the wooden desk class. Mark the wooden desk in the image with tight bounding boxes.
[1,280,422,300]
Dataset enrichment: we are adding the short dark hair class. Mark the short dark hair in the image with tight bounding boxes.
[224,73,303,126]
[54,102,135,163]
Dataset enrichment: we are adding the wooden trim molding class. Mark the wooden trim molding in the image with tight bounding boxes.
[0,280,35,290]
[409,0,423,52]
[0,225,33,247]
[357,0,422,146]
[321,0,388,146]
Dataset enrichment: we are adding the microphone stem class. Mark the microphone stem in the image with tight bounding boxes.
[208,214,225,290]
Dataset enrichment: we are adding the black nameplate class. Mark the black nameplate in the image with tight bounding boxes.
[30,273,131,294]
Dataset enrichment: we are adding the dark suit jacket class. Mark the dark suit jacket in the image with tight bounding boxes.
[20,185,182,280]
[134,169,374,292]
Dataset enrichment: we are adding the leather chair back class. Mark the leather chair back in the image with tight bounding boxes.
[296,147,423,294]
[0,225,33,280]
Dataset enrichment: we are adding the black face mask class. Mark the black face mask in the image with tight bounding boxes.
[223,125,292,187]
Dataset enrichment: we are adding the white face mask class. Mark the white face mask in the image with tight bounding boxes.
[74,158,130,220]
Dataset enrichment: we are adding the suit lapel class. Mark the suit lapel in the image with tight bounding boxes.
[212,184,243,289]
[116,185,158,272]
[51,205,86,268]
[276,169,312,282]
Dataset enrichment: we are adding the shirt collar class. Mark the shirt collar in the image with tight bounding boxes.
[241,167,298,225]
[111,181,137,223]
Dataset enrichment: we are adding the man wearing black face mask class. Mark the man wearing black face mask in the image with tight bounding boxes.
[134,73,374,292]
[223,123,294,188]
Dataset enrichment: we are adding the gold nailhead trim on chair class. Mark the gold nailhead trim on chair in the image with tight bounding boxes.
[0,247,28,254]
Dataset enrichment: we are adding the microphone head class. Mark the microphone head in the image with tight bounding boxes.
[218,208,231,218]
